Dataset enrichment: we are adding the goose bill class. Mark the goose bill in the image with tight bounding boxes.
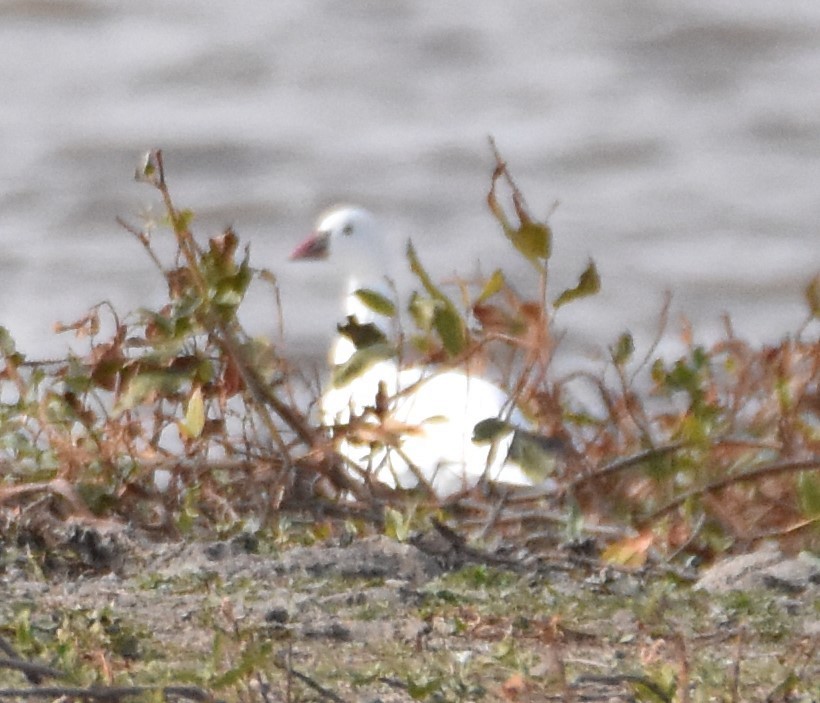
[290,231,329,260]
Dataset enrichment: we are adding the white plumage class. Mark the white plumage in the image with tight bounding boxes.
[291,206,534,498]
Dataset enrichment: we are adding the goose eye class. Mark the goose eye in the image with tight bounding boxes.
[342,224,354,236]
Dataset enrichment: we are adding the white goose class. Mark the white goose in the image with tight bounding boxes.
[291,206,535,498]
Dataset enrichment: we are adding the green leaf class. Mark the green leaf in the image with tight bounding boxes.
[180,387,205,439]
[650,358,666,385]
[472,417,516,444]
[406,241,467,356]
[805,273,820,319]
[135,150,158,182]
[233,248,253,294]
[406,677,444,700]
[200,239,252,317]
[797,470,820,518]
[332,342,395,387]
[510,221,551,265]
[554,260,601,309]
[384,507,412,542]
[408,293,437,332]
[407,240,446,301]
[208,640,272,689]
[259,268,277,286]
[432,305,466,357]
[477,269,505,303]
[354,288,396,317]
[0,326,17,356]
[487,176,514,237]
[213,283,243,307]
[114,371,184,414]
[487,168,551,269]
[507,431,567,482]
[174,208,195,233]
[611,332,635,366]
[337,316,388,349]
[667,359,700,391]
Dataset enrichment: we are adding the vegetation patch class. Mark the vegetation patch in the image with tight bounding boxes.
[0,144,817,701]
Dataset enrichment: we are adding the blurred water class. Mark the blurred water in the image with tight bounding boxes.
[0,0,817,365]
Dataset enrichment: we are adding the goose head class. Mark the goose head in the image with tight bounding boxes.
[291,205,394,363]
[291,205,393,321]
[291,206,385,292]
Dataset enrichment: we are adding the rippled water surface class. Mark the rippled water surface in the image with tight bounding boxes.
[1,0,818,361]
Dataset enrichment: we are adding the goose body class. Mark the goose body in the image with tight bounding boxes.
[291,206,534,498]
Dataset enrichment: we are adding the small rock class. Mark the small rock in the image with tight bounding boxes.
[695,544,820,594]
[265,607,289,624]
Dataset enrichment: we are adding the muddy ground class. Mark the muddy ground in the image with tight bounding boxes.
[1,524,818,702]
